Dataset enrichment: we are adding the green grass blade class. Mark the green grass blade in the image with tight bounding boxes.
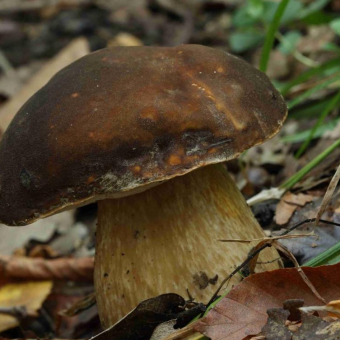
[295,90,340,158]
[259,0,291,73]
[281,57,340,96]
[288,74,340,109]
[280,138,340,190]
[289,97,333,119]
[281,118,340,143]
[298,0,331,20]
[303,241,340,267]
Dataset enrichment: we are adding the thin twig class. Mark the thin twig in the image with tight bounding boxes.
[219,233,316,243]
[206,242,272,307]
[315,164,340,225]
[207,218,340,307]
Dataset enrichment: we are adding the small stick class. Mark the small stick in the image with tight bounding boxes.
[315,164,340,225]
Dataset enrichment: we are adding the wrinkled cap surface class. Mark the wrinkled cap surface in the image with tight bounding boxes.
[0,45,287,225]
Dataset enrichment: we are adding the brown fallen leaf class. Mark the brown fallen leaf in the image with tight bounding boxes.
[275,192,314,225]
[0,255,94,282]
[194,263,340,340]
[218,234,321,302]
[0,281,52,332]
[273,242,325,303]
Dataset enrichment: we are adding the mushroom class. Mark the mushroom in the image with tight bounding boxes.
[0,45,287,327]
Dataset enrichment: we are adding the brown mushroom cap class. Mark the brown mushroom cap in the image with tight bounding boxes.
[0,45,287,226]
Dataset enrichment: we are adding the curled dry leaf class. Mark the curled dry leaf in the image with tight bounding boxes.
[92,294,185,340]
[275,192,314,225]
[0,281,52,332]
[194,263,340,340]
[0,255,94,281]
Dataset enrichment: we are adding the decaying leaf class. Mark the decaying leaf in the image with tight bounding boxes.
[150,320,177,340]
[277,192,340,263]
[0,281,52,332]
[194,263,340,340]
[293,313,340,339]
[261,299,340,340]
[261,299,302,339]
[92,294,185,340]
[275,192,314,225]
[262,308,292,340]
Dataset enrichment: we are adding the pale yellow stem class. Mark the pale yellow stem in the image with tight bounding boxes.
[95,164,280,327]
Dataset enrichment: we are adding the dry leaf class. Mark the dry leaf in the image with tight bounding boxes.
[275,192,314,225]
[273,242,325,303]
[92,294,185,340]
[150,320,177,340]
[0,281,52,332]
[108,33,143,47]
[194,263,340,340]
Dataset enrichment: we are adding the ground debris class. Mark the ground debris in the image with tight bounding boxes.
[194,263,340,340]
[92,294,186,340]
[0,281,52,332]
[261,300,340,340]
[0,255,94,282]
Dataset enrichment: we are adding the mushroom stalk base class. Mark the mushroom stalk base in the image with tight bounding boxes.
[95,164,280,328]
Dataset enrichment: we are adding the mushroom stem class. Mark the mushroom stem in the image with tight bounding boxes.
[95,164,280,327]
